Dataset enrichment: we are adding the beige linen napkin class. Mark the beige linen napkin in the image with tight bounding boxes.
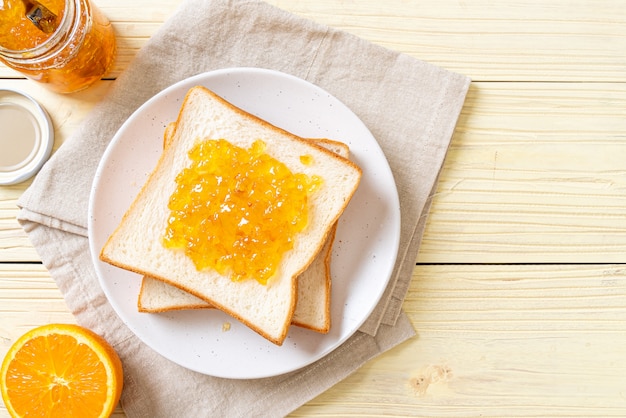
[18,0,470,416]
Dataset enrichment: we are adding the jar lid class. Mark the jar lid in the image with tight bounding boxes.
[0,88,54,185]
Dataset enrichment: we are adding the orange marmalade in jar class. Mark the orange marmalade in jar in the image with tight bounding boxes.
[0,0,116,93]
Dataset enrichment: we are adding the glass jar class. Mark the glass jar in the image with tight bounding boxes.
[0,0,116,93]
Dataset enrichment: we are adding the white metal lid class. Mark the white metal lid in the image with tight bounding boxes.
[0,88,54,185]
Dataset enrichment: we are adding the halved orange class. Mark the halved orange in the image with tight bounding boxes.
[1,324,123,418]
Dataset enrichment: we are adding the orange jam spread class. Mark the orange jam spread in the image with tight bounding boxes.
[299,154,314,165]
[0,0,65,50]
[163,139,323,285]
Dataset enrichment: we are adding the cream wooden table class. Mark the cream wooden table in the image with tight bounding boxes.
[2,1,626,416]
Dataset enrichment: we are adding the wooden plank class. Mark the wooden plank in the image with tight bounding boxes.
[0,181,36,262]
[293,264,626,416]
[2,264,624,416]
[2,0,624,82]
[418,82,626,263]
[0,264,74,339]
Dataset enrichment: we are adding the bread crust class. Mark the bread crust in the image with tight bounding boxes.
[100,86,361,345]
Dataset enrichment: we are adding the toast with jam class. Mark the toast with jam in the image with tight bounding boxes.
[100,86,361,345]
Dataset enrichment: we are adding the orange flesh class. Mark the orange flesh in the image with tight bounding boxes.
[4,334,109,417]
[163,139,322,285]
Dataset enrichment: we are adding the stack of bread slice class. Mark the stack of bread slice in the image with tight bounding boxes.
[137,121,350,334]
[100,86,362,345]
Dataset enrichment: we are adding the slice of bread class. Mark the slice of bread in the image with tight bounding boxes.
[138,133,350,334]
[100,86,362,345]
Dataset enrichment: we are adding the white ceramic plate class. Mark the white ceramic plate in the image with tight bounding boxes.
[88,68,400,379]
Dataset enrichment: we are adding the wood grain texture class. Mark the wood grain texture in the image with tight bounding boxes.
[2,0,624,81]
[293,264,626,416]
[1,82,624,263]
[2,264,625,417]
[1,0,625,416]
[418,82,626,263]
[279,0,626,81]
